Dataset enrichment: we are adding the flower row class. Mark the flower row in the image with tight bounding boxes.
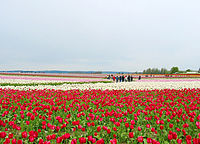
[0,80,200,91]
[0,75,109,83]
[0,88,199,143]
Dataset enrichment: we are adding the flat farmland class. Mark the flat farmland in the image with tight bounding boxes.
[0,73,200,144]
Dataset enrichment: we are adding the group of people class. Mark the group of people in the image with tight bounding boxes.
[107,74,139,82]
[107,74,142,82]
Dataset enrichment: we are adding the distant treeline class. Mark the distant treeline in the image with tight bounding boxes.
[143,67,200,74]
[1,67,199,74]
[143,68,169,74]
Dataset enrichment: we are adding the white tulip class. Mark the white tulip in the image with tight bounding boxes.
[0,81,200,90]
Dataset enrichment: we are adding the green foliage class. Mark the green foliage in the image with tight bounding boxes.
[170,67,179,74]
[0,81,112,86]
[186,69,191,72]
[143,68,169,74]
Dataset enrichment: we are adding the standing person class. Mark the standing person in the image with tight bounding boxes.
[122,75,124,82]
[119,75,122,82]
[125,75,127,82]
[138,75,141,80]
[116,76,119,83]
[128,75,130,82]
[113,75,116,82]
[130,75,133,82]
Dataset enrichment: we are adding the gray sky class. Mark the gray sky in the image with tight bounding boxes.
[0,0,199,72]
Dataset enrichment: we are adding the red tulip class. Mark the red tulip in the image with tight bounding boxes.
[21,131,27,138]
[129,132,134,138]
[137,136,143,143]
[79,137,86,143]
[138,127,142,131]
[29,136,35,142]
[97,126,101,132]
[146,124,150,128]
[168,134,173,140]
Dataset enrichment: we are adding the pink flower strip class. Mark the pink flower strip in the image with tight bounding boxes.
[0,76,107,82]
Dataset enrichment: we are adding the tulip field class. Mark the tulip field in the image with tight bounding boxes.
[0,75,110,84]
[0,88,200,144]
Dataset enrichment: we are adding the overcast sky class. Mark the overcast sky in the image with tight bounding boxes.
[0,0,199,72]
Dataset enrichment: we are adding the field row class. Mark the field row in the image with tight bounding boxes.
[0,88,199,143]
[0,81,200,91]
[0,75,109,84]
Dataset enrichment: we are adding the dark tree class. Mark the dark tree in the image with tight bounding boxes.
[186,69,191,72]
[170,67,179,74]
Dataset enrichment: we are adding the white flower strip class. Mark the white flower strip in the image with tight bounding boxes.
[0,81,200,90]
